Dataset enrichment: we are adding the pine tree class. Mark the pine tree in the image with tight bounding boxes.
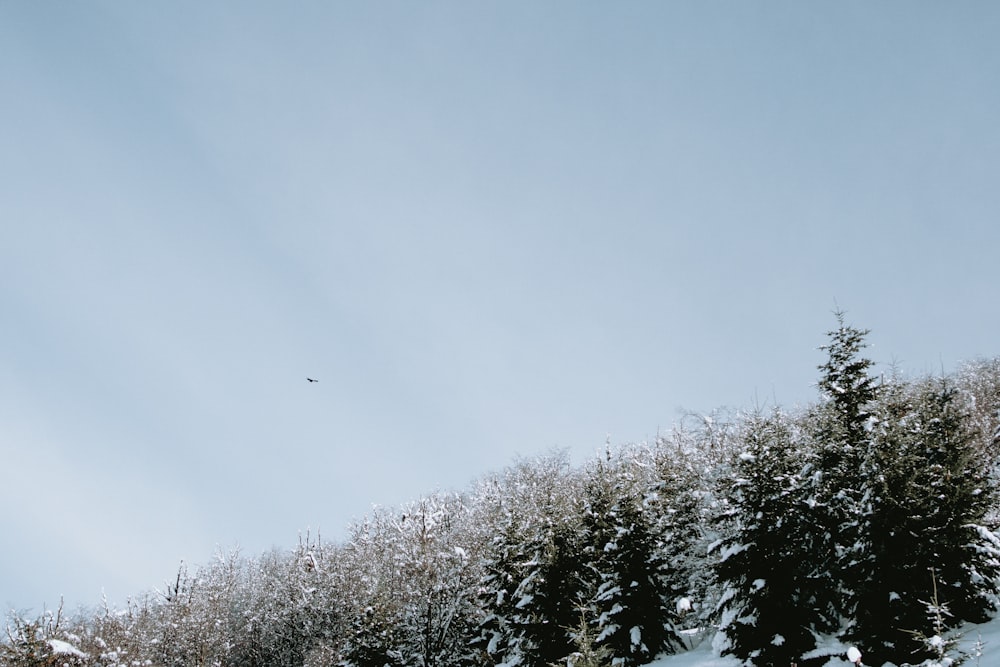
[476,516,533,667]
[651,431,719,635]
[473,453,583,667]
[806,312,879,635]
[563,608,613,667]
[711,409,816,666]
[517,521,588,667]
[582,459,680,667]
[911,380,1000,625]
[846,375,928,664]
[844,374,999,665]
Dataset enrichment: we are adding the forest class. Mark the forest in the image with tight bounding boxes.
[5,316,1000,667]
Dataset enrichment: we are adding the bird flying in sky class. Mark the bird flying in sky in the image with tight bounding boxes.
[307,378,318,383]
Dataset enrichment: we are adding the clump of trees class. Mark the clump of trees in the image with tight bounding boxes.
[5,316,1000,667]
[712,315,1000,666]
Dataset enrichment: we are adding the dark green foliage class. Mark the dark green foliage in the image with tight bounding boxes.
[518,522,589,667]
[847,377,929,664]
[847,378,1000,665]
[475,453,585,667]
[712,410,817,666]
[808,313,880,633]
[582,463,680,667]
[342,601,406,667]
[475,519,532,666]
[650,438,718,633]
[815,313,878,457]
[909,381,999,624]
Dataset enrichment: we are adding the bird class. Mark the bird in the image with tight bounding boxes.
[307,377,319,383]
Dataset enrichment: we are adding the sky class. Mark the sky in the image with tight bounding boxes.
[2,2,999,614]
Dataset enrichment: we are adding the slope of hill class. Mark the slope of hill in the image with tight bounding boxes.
[649,615,1000,667]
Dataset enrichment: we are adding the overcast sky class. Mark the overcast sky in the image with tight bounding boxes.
[2,2,999,613]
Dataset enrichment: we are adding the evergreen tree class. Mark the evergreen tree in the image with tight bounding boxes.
[846,375,928,664]
[651,431,719,634]
[805,313,879,634]
[342,600,406,667]
[473,453,583,667]
[712,409,816,666]
[564,607,613,667]
[844,376,1000,665]
[581,459,680,667]
[475,516,533,667]
[507,516,588,667]
[910,380,1000,625]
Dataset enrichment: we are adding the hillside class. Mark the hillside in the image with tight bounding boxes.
[650,615,1000,667]
[4,326,1000,667]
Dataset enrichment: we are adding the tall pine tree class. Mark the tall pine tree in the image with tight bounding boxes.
[806,312,879,636]
[712,409,816,666]
[582,458,680,667]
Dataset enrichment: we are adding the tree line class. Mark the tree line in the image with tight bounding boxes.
[5,316,1000,667]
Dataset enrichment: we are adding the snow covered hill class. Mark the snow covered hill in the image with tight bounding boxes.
[647,615,1000,667]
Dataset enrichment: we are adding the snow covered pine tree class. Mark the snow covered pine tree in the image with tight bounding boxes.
[712,409,816,665]
[582,457,681,667]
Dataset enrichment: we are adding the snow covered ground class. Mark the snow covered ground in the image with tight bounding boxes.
[647,614,1000,667]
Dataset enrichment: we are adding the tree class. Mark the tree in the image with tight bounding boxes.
[517,520,589,667]
[393,494,481,667]
[475,517,533,667]
[473,452,584,667]
[650,431,719,634]
[806,313,879,635]
[845,376,1000,665]
[909,380,1000,624]
[846,374,928,664]
[581,455,681,667]
[2,601,87,667]
[711,409,817,666]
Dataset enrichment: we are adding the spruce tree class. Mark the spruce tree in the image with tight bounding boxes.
[910,380,999,625]
[846,375,927,664]
[807,312,879,635]
[842,373,999,665]
[582,460,679,667]
[843,366,998,664]
[474,453,585,667]
[476,515,533,667]
[712,409,816,666]
[499,516,588,667]
[651,434,718,634]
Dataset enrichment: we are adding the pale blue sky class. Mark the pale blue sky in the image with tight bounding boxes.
[2,2,998,612]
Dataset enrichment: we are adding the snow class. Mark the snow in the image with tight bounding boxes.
[644,614,1000,667]
[597,623,621,643]
[47,638,88,658]
[714,541,749,562]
